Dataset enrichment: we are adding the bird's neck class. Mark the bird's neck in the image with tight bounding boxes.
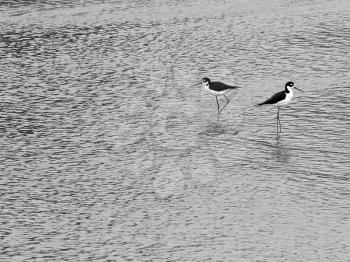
[285,87,293,94]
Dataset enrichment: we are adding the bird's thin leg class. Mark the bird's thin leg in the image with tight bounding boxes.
[216,96,220,117]
[278,108,282,133]
[279,119,282,133]
[219,95,230,113]
[276,107,280,134]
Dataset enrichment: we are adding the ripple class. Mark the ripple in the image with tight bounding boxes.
[1,0,350,261]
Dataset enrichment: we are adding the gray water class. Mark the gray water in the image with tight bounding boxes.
[1,0,350,261]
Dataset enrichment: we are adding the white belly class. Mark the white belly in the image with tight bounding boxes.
[203,83,225,96]
[275,91,293,107]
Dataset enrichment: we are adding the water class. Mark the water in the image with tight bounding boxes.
[1,0,350,261]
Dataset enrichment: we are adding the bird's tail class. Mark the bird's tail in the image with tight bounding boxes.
[256,102,264,106]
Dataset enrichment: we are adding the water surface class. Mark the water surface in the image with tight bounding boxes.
[1,0,350,261]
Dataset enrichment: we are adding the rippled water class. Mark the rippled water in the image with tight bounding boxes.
[1,0,350,261]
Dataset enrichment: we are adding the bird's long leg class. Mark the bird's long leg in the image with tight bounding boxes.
[216,96,220,118]
[279,118,282,133]
[276,107,280,134]
[278,108,282,133]
[219,95,230,113]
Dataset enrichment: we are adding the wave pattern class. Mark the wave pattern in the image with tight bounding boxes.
[1,0,349,261]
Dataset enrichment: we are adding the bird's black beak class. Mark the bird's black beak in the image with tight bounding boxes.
[192,82,202,87]
[294,87,303,92]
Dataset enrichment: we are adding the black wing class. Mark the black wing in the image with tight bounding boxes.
[258,91,286,106]
[210,81,242,92]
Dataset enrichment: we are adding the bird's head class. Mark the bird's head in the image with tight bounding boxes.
[202,77,211,84]
[285,81,302,92]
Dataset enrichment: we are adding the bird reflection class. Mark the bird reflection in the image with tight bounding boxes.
[199,122,226,136]
[272,138,291,163]
[252,137,292,164]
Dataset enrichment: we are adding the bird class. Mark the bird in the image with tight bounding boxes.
[202,77,242,116]
[257,81,302,134]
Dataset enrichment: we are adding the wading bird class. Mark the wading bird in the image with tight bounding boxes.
[201,77,242,117]
[257,81,302,134]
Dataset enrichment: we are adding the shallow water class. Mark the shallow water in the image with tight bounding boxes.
[1,0,350,261]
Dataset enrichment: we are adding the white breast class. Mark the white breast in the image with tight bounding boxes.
[275,90,294,107]
[203,83,225,96]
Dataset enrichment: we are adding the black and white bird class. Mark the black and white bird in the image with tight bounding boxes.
[202,77,242,116]
[257,81,302,134]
